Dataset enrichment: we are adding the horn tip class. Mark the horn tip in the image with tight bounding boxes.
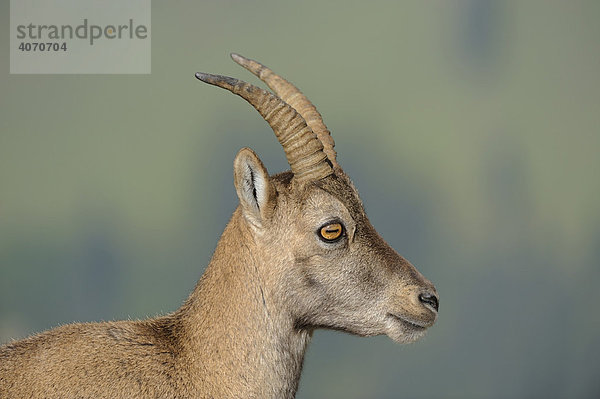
[231,52,250,66]
[195,72,240,89]
[195,72,211,82]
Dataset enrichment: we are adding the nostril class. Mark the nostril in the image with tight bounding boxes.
[418,292,439,312]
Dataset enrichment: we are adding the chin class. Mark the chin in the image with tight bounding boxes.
[384,315,430,344]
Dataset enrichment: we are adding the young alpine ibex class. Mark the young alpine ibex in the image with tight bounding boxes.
[0,54,439,398]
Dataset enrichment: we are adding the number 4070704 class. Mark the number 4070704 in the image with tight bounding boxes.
[18,42,67,51]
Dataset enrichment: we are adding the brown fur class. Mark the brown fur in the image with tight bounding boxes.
[1,109,438,399]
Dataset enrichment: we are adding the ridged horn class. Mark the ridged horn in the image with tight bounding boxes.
[230,53,339,169]
[195,72,333,184]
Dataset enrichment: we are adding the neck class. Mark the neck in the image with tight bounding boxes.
[175,208,311,398]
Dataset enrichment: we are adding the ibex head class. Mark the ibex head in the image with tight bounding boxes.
[196,54,438,344]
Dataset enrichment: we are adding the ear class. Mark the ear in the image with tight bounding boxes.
[233,148,276,226]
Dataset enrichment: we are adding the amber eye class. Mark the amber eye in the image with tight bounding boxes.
[318,222,344,242]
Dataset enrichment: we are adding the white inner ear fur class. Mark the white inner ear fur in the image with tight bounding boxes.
[242,161,265,212]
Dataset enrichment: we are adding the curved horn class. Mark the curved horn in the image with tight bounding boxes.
[230,53,339,169]
[195,72,333,184]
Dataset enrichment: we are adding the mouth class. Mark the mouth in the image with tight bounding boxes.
[387,313,429,330]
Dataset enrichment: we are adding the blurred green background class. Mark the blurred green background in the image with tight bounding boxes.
[1,1,599,398]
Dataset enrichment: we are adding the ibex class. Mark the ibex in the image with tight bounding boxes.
[0,54,439,398]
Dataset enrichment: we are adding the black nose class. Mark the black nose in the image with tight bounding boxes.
[419,292,439,312]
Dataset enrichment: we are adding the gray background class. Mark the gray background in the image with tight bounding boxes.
[1,1,599,398]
